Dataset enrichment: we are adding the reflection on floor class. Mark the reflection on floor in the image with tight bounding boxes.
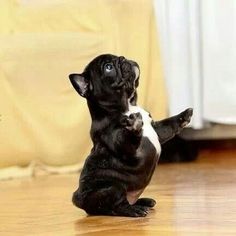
[0,148,236,236]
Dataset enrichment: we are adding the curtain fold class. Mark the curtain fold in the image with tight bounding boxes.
[154,0,236,129]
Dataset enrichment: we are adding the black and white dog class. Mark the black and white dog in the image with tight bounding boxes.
[69,54,193,217]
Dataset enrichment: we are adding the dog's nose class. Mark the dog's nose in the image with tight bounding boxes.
[119,56,126,63]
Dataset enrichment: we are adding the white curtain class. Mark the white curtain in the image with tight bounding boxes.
[154,0,236,129]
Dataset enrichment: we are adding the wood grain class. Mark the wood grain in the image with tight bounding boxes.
[0,148,236,236]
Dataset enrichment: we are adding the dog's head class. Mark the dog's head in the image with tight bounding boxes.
[69,54,140,109]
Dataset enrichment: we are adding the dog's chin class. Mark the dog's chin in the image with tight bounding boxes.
[125,86,136,100]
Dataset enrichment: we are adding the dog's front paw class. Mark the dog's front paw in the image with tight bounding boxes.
[178,108,193,128]
[123,112,143,133]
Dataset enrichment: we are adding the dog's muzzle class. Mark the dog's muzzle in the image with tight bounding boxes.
[111,58,140,95]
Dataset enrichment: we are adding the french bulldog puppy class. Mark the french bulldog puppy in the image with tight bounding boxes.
[69,54,193,217]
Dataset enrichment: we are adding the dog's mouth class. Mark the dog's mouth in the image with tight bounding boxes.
[111,80,126,89]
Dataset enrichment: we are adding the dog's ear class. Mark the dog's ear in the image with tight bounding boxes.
[69,73,91,98]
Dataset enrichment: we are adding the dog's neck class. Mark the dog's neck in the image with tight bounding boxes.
[87,88,138,121]
[87,98,127,121]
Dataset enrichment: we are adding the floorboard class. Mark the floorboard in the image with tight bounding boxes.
[0,148,236,236]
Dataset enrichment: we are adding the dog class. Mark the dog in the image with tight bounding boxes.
[69,54,193,217]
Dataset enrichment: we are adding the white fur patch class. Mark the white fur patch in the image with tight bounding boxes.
[125,104,161,154]
[133,66,139,80]
[126,189,144,205]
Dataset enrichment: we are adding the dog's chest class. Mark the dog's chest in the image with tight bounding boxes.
[125,104,161,154]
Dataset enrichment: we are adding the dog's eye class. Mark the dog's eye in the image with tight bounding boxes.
[104,63,113,72]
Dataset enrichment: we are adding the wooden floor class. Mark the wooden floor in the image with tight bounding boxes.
[0,148,236,236]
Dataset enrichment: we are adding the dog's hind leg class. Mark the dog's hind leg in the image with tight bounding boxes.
[72,184,149,217]
[152,108,193,144]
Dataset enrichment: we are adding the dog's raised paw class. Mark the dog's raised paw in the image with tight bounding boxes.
[125,112,143,133]
[179,108,193,128]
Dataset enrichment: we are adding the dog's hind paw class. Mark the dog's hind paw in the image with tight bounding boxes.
[135,198,156,208]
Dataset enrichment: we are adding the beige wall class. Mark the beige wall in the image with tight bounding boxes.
[0,0,167,179]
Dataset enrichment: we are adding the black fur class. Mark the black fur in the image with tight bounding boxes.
[69,54,193,217]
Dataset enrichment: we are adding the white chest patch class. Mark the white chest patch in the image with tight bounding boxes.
[125,104,161,154]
